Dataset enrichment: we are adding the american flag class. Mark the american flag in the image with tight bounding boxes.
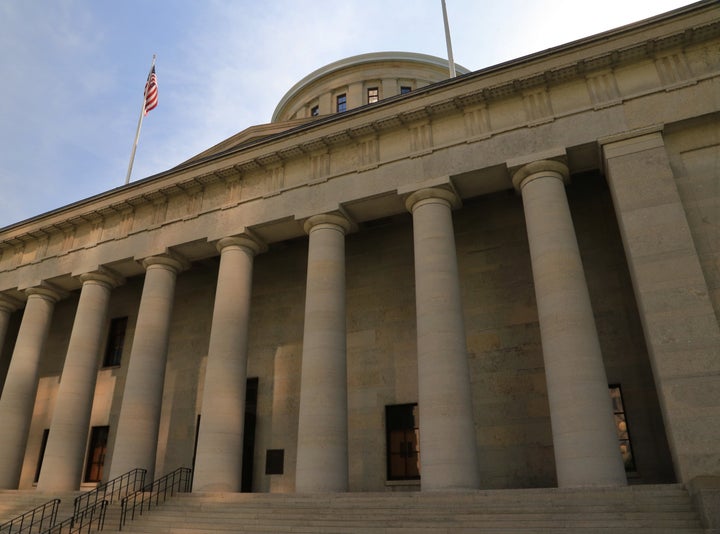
[143,66,158,115]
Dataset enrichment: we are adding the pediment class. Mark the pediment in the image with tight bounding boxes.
[182,117,316,165]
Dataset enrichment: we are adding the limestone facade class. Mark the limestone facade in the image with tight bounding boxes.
[0,2,718,495]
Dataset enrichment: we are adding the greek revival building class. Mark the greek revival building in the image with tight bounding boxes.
[0,1,718,504]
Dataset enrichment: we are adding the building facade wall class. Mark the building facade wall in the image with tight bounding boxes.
[8,174,676,492]
[0,2,717,494]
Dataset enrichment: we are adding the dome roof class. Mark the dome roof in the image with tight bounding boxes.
[272,52,469,123]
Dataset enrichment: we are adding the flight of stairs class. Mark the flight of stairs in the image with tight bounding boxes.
[96,484,705,533]
[0,489,81,530]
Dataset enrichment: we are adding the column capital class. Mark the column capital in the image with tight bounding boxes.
[216,234,267,256]
[512,159,569,192]
[303,213,354,235]
[141,252,190,273]
[0,293,23,313]
[404,187,461,213]
[24,282,66,303]
[78,267,125,289]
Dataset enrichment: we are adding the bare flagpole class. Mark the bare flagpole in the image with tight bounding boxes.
[441,0,457,78]
[125,54,156,185]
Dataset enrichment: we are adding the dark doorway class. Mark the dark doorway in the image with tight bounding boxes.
[386,404,420,480]
[241,377,259,492]
[84,426,109,483]
[191,414,201,477]
[34,428,50,483]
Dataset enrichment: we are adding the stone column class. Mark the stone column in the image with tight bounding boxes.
[108,254,186,481]
[37,269,123,491]
[603,131,720,483]
[512,160,626,487]
[0,284,63,489]
[405,187,480,491]
[295,214,351,492]
[0,294,22,364]
[193,236,263,492]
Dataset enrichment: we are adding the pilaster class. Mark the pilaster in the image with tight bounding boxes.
[602,131,720,483]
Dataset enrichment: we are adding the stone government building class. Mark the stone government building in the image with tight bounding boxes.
[0,0,718,511]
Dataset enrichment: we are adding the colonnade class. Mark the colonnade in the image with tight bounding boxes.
[0,159,627,492]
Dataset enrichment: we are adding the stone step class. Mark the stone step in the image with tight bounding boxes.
[108,518,704,531]
[176,488,695,505]
[160,498,695,513]
[104,525,706,534]
[107,527,704,533]
[119,508,697,521]
[0,490,81,525]
[132,496,700,511]
[111,517,696,530]
[98,484,704,534]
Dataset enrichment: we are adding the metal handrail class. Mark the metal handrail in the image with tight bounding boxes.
[73,468,145,517]
[0,499,60,534]
[119,467,192,531]
[40,500,107,534]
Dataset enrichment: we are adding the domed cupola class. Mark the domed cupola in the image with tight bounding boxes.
[272,52,469,123]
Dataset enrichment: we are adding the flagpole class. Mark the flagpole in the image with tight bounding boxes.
[441,0,457,78]
[125,55,156,185]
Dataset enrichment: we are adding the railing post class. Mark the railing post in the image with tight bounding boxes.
[114,467,192,533]
[0,498,62,534]
[52,499,58,528]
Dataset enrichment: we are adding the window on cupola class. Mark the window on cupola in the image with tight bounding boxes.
[336,93,347,112]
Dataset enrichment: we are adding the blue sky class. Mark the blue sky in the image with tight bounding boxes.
[0,0,694,229]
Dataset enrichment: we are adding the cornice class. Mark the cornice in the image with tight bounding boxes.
[1,9,718,253]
